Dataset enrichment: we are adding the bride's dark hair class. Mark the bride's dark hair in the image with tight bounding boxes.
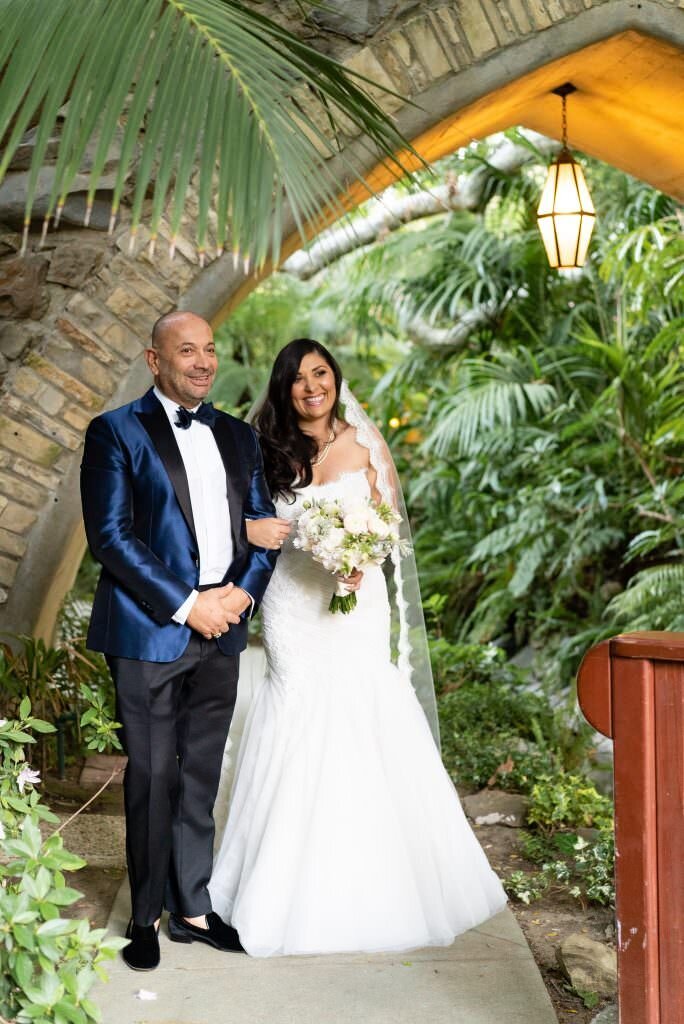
[255,338,343,498]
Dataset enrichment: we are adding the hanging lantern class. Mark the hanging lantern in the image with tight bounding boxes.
[537,83,596,269]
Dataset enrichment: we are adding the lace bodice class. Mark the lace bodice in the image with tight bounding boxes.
[274,467,371,524]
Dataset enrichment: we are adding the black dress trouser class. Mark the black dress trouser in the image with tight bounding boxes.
[107,634,239,926]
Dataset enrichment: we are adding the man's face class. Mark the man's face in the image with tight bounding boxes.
[145,315,218,408]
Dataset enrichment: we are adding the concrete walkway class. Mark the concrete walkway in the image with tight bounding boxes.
[92,880,557,1024]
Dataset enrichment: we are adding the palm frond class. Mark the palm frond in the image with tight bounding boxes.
[0,0,415,263]
[468,520,532,563]
[509,536,553,598]
[424,352,557,456]
[606,562,684,631]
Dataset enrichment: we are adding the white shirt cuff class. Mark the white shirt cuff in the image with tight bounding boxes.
[241,589,255,619]
[172,590,198,624]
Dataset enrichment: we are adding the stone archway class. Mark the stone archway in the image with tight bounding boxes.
[1,0,682,639]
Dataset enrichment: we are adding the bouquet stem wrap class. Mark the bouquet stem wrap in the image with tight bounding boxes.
[330,580,357,614]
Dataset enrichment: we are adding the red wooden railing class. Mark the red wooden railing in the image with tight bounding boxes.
[577,631,684,1024]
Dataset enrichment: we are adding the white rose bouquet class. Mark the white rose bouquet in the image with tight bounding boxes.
[293,495,408,613]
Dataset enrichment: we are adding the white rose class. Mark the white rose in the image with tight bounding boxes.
[319,528,345,554]
[368,513,390,539]
[343,512,369,534]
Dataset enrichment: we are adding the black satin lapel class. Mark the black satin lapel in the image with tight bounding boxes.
[137,404,197,543]
[210,415,241,550]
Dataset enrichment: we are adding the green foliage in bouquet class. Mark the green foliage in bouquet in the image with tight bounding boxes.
[295,496,405,614]
[0,700,127,1024]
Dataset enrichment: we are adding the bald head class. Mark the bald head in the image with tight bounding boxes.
[145,311,217,408]
[151,311,212,352]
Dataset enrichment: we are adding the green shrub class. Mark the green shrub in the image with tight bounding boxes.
[78,685,122,755]
[0,700,126,1023]
[571,830,615,906]
[0,637,121,769]
[430,636,530,695]
[436,644,578,792]
[434,644,615,908]
[505,828,615,908]
[527,773,613,832]
[505,870,549,905]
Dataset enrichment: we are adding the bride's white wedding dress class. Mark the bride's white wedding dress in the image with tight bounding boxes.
[208,468,507,957]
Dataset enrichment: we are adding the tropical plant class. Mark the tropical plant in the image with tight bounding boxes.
[0,0,414,261]
[0,635,121,770]
[344,149,683,677]
[0,637,67,725]
[0,702,126,1024]
[214,137,683,693]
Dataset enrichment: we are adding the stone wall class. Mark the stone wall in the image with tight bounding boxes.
[0,220,201,636]
[1,0,682,639]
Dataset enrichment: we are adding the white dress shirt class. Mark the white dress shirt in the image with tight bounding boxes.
[154,387,235,624]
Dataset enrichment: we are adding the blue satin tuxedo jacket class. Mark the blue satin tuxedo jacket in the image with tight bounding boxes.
[80,388,278,661]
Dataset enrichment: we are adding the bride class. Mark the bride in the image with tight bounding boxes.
[208,339,506,956]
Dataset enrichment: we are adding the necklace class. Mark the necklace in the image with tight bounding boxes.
[311,427,336,467]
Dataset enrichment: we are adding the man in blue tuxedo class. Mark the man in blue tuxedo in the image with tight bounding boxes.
[81,311,278,970]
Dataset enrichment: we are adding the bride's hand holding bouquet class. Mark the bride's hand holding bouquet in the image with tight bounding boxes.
[294,495,408,613]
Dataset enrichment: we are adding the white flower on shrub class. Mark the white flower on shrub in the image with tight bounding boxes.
[17,766,41,793]
[0,821,5,840]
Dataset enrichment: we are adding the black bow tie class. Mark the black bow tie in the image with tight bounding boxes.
[175,402,216,429]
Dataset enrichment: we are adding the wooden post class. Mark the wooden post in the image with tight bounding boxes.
[577,631,684,1024]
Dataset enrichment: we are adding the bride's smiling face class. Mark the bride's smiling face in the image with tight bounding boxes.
[291,351,337,426]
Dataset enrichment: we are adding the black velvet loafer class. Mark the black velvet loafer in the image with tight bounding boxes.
[122,919,160,971]
[168,912,244,952]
